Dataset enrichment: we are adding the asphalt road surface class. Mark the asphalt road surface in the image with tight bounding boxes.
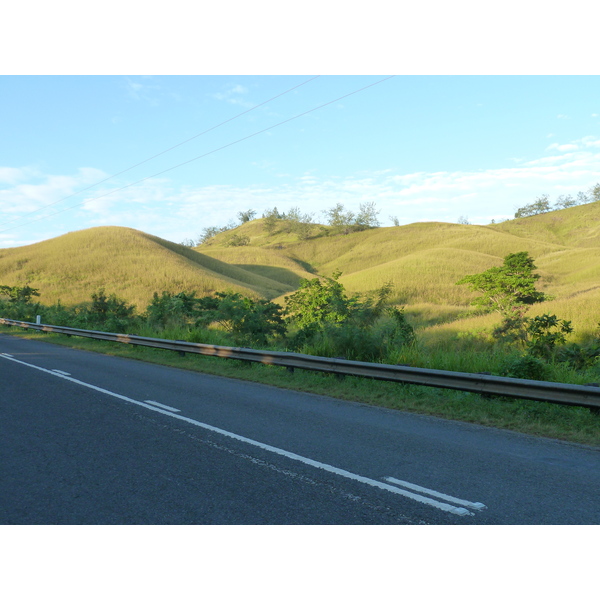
[1,333,599,524]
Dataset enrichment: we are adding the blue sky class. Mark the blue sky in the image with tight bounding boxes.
[1,74,599,248]
[1,0,599,250]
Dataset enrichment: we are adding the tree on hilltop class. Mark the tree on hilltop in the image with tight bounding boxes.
[514,195,551,219]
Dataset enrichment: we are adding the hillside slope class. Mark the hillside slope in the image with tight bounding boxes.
[0,227,296,308]
[1,202,598,335]
[200,203,599,335]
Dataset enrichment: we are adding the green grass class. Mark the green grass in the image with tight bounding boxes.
[3,325,599,447]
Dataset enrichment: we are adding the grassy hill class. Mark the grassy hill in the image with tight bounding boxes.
[1,201,598,338]
[0,227,296,309]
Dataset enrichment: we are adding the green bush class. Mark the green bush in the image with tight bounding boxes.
[499,354,549,380]
[196,291,286,346]
[556,342,600,370]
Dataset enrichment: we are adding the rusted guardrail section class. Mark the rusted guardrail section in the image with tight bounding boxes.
[1,317,599,411]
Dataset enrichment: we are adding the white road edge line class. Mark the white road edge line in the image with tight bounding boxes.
[385,476,487,511]
[1,353,14,357]
[52,369,71,376]
[145,400,181,413]
[1,353,476,517]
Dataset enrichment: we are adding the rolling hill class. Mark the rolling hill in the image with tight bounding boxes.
[1,201,598,338]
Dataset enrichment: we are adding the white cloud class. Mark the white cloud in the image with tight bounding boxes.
[0,166,40,185]
[0,167,109,225]
[546,142,579,152]
[2,137,600,248]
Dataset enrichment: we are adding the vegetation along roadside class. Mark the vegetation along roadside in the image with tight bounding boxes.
[2,260,600,447]
[3,196,600,446]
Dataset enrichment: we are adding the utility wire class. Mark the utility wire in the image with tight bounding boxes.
[0,76,394,235]
[2,76,320,228]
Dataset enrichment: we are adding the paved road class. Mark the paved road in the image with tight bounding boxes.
[1,333,599,524]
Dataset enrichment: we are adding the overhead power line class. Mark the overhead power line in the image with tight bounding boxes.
[1,76,320,228]
[0,76,395,236]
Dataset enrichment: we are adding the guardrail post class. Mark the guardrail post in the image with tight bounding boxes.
[585,383,600,414]
[334,358,346,380]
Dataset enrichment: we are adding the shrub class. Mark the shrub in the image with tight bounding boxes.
[145,291,200,328]
[524,314,573,359]
[76,289,137,333]
[196,291,286,346]
[556,341,600,370]
[499,354,549,380]
[225,233,250,247]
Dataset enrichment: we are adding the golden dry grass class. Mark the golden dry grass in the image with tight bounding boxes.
[1,201,598,336]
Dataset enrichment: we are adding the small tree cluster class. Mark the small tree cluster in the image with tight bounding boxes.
[197,222,237,244]
[237,209,257,224]
[514,195,552,219]
[323,202,380,234]
[262,207,287,235]
[285,207,315,240]
[514,183,600,219]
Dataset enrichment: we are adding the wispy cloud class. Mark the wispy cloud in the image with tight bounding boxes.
[211,84,253,107]
[0,168,107,217]
[124,77,163,106]
[0,166,41,185]
[2,137,600,248]
[546,142,579,152]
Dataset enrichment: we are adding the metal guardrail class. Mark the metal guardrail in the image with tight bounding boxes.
[1,317,600,411]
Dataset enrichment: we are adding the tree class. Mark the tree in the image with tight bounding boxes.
[285,207,314,240]
[197,221,237,244]
[284,271,353,329]
[514,195,551,218]
[284,272,395,331]
[262,207,286,235]
[323,203,355,234]
[589,183,600,203]
[554,194,576,210]
[237,209,257,224]
[354,201,381,230]
[456,251,547,317]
